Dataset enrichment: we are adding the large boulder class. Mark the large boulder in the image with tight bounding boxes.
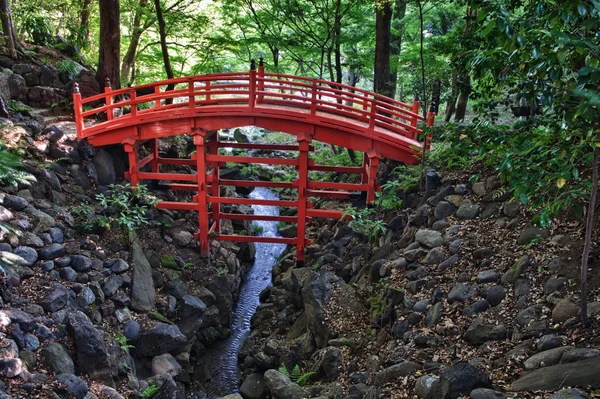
[40,343,75,375]
[133,323,187,357]
[263,369,308,399]
[67,311,113,381]
[92,150,116,186]
[131,240,156,313]
[239,373,267,399]
[302,272,333,348]
[463,318,512,345]
[429,362,492,399]
[510,357,600,391]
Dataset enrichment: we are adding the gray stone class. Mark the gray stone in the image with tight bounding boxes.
[537,335,565,351]
[426,302,443,328]
[548,388,590,399]
[38,243,66,260]
[264,369,308,399]
[429,362,492,399]
[439,254,460,271]
[56,373,88,399]
[70,255,92,272]
[0,206,12,223]
[13,246,38,267]
[517,226,549,245]
[545,276,568,295]
[456,201,481,219]
[476,269,500,283]
[92,150,116,186]
[0,358,22,378]
[464,318,511,345]
[415,375,439,399]
[517,304,543,326]
[448,283,477,303]
[3,195,28,211]
[23,334,39,351]
[40,343,75,374]
[67,311,112,380]
[503,201,520,218]
[501,256,529,285]
[177,295,207,339]
[239,373,267,399]
[561,348,600,363]
[424,248,446,265]
[310,347,342,381]
[472,182,487,196]
[415,230,444,248]
[511,357,600,391]
[131,239,156,313]
[124,320,141,341]
[234,128,251,143]
[59,267,77,282]
[374,361,421,384]
[463,300,490,316]
[133,323,187,357]
[173,230,194,247]
[20,232,44,248]
[434,201,456,220]
[552,298,579,323]
[524,346,571,370]
[110,259,129,273]
[514,278,531,298]
[470,388,509,399]
[486,285,505,307]
[40,284,70,312]
[151,353,182,376]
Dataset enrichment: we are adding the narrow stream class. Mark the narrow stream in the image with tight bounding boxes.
[205,187,287,398]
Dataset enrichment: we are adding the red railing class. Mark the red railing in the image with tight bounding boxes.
[73,69,425,143]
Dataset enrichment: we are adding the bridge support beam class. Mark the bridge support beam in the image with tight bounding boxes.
[296,132,312,262]
[208,134,220,234]
[123,137,139,186]
[193,129,210,257]
[366,150,382,204]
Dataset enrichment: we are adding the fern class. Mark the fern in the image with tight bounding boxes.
[140,384,159,398]
[0,144,36,188]
[277,364,315,386]
[150,311,173,324]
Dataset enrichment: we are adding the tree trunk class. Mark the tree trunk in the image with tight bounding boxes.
[581,134,599,324]
[444,73,458,122]
[374,0,392,97]
[79,0,93,43]
[154,0,175,100]
[122,0,150,86]
[418,0,427,117]
[0,0,21,59]
[454,74,470,121]
[97,0,121,89]
[390,0,407,99]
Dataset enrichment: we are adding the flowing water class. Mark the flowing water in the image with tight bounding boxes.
[205,187,287,398]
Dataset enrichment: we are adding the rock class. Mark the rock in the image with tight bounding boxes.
[3,195,28,211]
[503,201,520,218]
[0,206,12,223]
[424,248,446,265]
[476,269,500,283]
[23,334,39,351]
[56,373,88,399]
[0,358,22,378]
[463,318,512,345]
[131,240,156,312]
[110,259,129,273]
[374,361,421,384]
[473,247,493,260]
[133,323,187,357]
[415,230,444,248]
[434,201,456,220]
[21,232,44,248]
[263,369,308,399]
[415,375,439,399]
[538,335,565,351]
[59,267,77,281]
[501,256,529,285]
[486,285,505,307]
[234,128,251,143]
[173,230,194,247]
[13,246,38,267]
[448,283,477,303]
[278,224,297,238]
[38,243,66,260]
[545,276,568,295]
[145,373,177,399]
[311,347,342,381]
[463,300,490,316]
[70,255,92,272]
[92,150,116,186]
[516,304,543,326]
[426,302,443,328]
[561,348,600,363]
[524,346,571,370]
[517,226,549,245]
[552,298,579,323]
[239,373,267,399]
[472,182,487,196]
[151,353,182,376]
[124,320,141,341]
[302,272,331,348]
[456,201,481,219]
[177,295,206,339]
[429,362,492,399]
[439,254,460,271]
[511,357,600,391]
[548,388,591,399]
[40,343,75,374]
[103,276,123,297]
[40,284,70,312]
[67,311,112,380]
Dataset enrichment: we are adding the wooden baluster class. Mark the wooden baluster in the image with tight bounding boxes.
[366,150,381,204]
[296,132,312,263]
[208,135,220,233]
[105,78,113,121]
[249,59,256,111]
[368,96,377,130]
[154,85,160,108]
[310,82,318,115]
[257,57,265,104]
[189,81,196,108]
[411,99,420,137]
[206,81,211,102]
[72,83,84,139]
[130,89,137,117]
[123,137,139,186]
[193,129,209,257]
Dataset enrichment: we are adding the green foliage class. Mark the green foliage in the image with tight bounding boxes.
[23,16,52,45]
[7,100,31,113]
[150,311,173,324]
[375,179,404,210]
[114,333,134,351]
[277,364,315,385]
[140,384,160,398]
[0,144,36,189]
[57,59,81,80]
[342,206,387,242]
[216,266,228,276]
[251,224,264,235]
[70,203,99,233]
[96,183,158,234]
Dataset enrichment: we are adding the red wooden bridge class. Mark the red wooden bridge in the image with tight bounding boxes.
[73,61,435,261]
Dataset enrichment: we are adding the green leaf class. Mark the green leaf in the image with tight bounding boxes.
[577,3,587,15]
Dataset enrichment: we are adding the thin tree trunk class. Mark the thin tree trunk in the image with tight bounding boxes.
[581,136,599,324]
[154,0,175,101]
[454,75,470,121]
[445,73,458,122]
[418,0,427,118]
[97,0,121,89]
[79,0,93,43]
[122,0,150,86]
[390,0,407,99]
[374,0,392,97]
[0,0,21,59]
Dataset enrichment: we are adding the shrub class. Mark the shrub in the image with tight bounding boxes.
[95,183,158,234]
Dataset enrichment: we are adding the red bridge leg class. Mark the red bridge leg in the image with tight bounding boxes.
[123,137,139,186]
[366,150,381,204]
[193,129,210,257]
[296,132,312,262]
[208,135,220,233]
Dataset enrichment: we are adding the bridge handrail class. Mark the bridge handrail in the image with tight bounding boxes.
[73,69,425,142]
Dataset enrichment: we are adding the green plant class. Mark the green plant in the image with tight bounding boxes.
[342,206,387,243]
[70,203,98,233]
[0,144,36,189]
[57,60,81,80]
[251,224,264,235]
[140,384,160,398]
[376,180,404,210]
[278,364,315,385]
[7,100,31,113]
[115,333,134,351]
[96,183,158,236]
[216,266,228,276]
[150,311,173,324]
[276,221,288,230]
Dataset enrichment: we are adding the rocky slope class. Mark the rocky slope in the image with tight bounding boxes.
[236,170,600,399]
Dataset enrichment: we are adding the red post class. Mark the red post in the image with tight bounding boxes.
[310,82,318,115]
[205,81,211,102]
[150,139,159,173]
[193,129,210,257]
[257,57,265,104]
[361,152,369,185]
[122,137,139,186]
[189,81,196,108]
[366,150,381,204]
[105,78,113,121]
[249,61,257,112]
[154,85,161,108]
[368,96,377,130]
[208,135,220,233]
[296,132,312,262]
[130,89,137,118]
[425,111,436,150]
[411,100,420,131]
[72,83,84,139]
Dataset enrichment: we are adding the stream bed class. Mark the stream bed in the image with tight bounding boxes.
[204,186,287,398]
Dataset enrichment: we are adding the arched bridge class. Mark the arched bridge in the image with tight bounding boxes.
[73,62,435,261]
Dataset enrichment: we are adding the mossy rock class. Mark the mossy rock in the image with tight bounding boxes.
[160,255,179,270]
